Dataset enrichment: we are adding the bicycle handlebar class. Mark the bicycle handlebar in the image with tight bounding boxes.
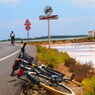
[21,43,27,53]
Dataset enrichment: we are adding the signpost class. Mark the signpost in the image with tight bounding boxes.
[39,6,58,48]
[24,19,31,42]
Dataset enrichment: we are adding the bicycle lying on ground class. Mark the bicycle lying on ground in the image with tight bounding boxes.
[11,43,75,95]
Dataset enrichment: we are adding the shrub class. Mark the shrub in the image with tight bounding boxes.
[64,58,76,72]
[65,60,94,82]
[37,46,71,69]
[82,74,95,95]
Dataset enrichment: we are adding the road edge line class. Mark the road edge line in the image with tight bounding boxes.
[0,50,20,62]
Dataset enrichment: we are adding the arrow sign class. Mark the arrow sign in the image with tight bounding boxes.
[24,19,31,26]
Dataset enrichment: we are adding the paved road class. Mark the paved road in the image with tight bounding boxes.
[0,42,37,95]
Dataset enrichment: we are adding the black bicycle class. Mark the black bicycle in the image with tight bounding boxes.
[17,61,75,95]
[11,43,75,95]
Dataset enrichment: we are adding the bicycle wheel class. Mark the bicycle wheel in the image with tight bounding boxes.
[27,72,75,95]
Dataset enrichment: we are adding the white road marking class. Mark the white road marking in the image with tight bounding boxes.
[0,50,20,62]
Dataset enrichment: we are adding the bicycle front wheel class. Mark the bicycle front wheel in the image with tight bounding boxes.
[27,72,75,95]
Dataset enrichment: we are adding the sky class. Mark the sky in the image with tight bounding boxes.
[0,0,95,40]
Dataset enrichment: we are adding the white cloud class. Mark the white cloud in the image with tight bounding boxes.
[67,0,95,8]
[0,0,21,6]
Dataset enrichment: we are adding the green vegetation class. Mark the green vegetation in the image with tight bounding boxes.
[2,35,87,42]
[37,46,95,83]
[37,46,76,68]
[34,35,87,39]
[82,74,95,95]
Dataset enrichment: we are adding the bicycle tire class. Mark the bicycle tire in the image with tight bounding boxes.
[27,72,75,95]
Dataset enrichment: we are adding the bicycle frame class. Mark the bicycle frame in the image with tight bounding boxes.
[17,61,75,84]
[17,65,75,95]
[11,43,75,95]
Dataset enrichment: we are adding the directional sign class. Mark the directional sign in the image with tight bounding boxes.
[24,19,31,26]
[39,15,58,20]
[44,6,53,16]
[25,26,31,31]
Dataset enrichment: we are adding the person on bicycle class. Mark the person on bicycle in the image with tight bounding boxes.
[10,31,15,45]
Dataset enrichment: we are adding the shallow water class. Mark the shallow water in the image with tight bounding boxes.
[51,43,95,66]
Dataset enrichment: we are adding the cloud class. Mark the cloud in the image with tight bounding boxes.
[67,0,95,8]
[0,0,21,6]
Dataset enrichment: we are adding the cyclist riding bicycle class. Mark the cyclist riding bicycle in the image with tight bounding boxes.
[10,31,15,45]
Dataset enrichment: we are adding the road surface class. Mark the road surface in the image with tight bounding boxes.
[0,42,37,95]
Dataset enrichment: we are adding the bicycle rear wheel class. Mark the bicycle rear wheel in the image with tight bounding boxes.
[27,72,75,95]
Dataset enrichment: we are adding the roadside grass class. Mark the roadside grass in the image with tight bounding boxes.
[36,46,95,95]
[37,46,95,82]
[82,74,95,95]
[37,46,74,68]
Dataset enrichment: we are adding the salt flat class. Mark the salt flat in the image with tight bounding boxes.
[50,42,95,66]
